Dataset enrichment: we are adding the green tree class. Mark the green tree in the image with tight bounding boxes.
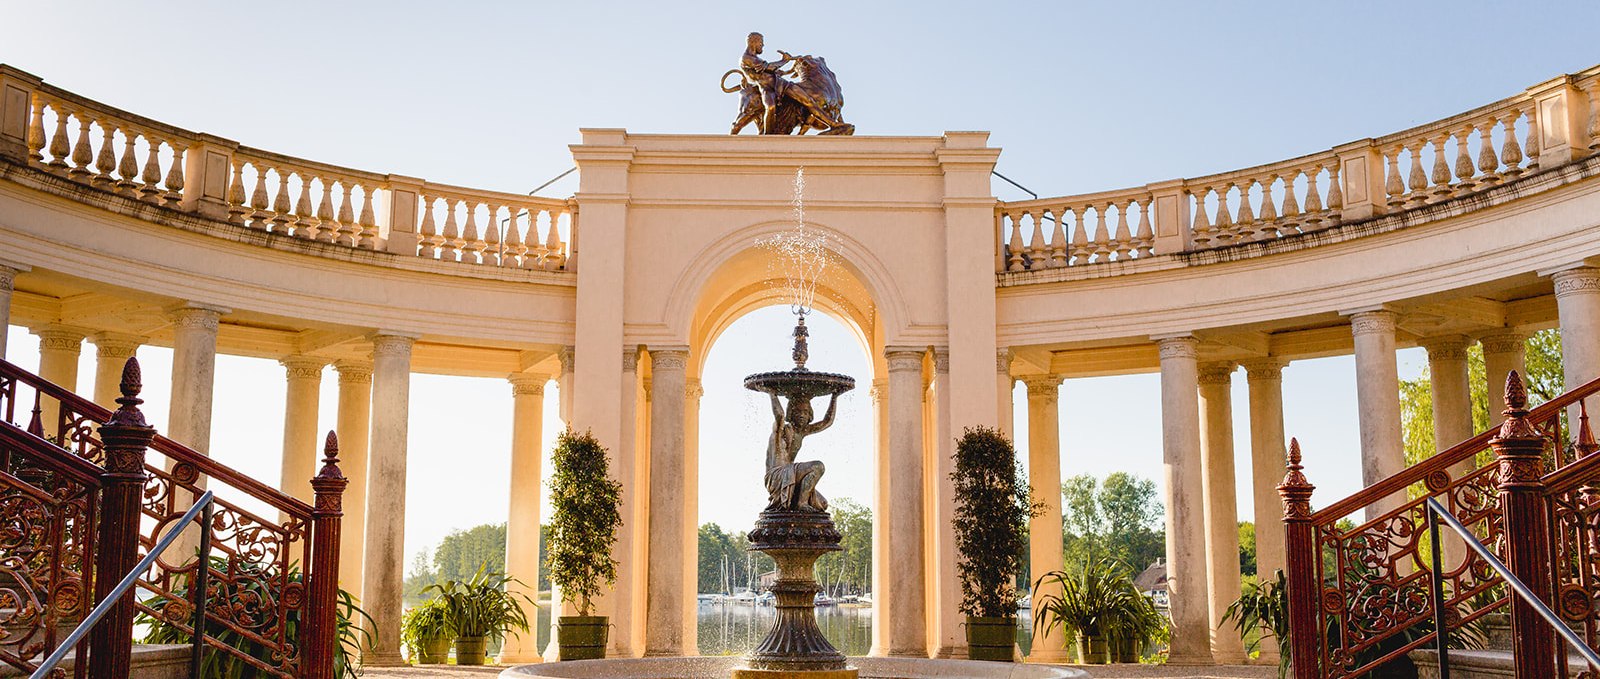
[1238,521,1256,577]
[698,523,737,593]
[546,429,622,616]
[816,498,872,594]
[1059,472,1165,572]
[1401,329,1564,468]
[432,523,507,583]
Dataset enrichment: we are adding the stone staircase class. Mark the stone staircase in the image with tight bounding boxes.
[1411,616,1594,679]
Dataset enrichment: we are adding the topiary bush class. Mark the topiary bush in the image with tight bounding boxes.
[950,425,1040,617]
[546,429,623,616]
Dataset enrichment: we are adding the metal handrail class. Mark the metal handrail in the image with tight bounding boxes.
[30,490,216,679]
[1423,497,1600,677]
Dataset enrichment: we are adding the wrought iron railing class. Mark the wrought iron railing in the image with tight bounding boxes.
[0,357,346,678]
[1282,371,1600,679]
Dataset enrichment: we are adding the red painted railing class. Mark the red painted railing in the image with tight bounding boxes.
[1282,372,1600,679]
[0,357,344,678]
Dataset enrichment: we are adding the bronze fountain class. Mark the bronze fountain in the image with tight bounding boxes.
[734,314,857,679]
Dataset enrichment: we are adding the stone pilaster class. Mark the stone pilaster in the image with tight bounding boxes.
[930,347,963,659]
[359,332,416,667]
[91,333,143,409]
[869,376,890,657]
[609,347,643,658]
[34,325,86,430]
[333,360,372,594]
[1554,267,1600,392]
[501,372,548,663]
[681,376,703,655]
[279,356,326,502]
[0,264,23,360]
[167,303,229,456]
[645,346,688,657]
[1023,375,1069,663]
[884,347,926,657]
[996,348,1016,441]
[1347,309,1404,520]
[1198,362,1245,663]
[1242,358,1287,664]
[1155,335,1214,665]
[1480,331,1528,420]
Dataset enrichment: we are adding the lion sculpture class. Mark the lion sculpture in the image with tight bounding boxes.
[721,55,856,136]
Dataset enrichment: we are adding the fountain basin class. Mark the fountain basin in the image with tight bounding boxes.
[744,369,855,400]
[499,657,1089,679]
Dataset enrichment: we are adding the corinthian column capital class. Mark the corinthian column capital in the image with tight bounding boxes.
[885,346,924,373]
[1553,266,1600,297]
[1197,362,1237,385]
[1347,309,1397,336]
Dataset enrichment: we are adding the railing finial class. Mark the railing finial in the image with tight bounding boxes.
[317,430,343,480]
[1577,399,1599,459]
[1495,370,1540,442]
[26,393,43,437]
[105,357,148,429]
[1278,437,1315,520]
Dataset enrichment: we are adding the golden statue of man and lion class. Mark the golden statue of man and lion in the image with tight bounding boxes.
[721,32,855,136]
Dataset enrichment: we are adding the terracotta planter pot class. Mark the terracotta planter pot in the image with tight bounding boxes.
[454,636,489,665]
[965,616,1016,662]
[557,615,610,661]
[416,636,451,665]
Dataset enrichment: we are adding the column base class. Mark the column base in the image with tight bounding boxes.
[886,649,928,658]
[358,651,407,667]
[1212,650,1249,664]
[1165,652,1218,666]
[1025,648,1073,664]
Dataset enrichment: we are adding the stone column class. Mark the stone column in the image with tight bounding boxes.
[869,376,890,656]
[884,347,927,657]
[34,325,85,429]
[333,360,372,593]
[1554,267,1600,390]
[0,264,22,360]
[1349,309,1404,519]
[1198,362,1246,664]
[1155,335,1213,665]
[930,348,962,658]
[682,377,703,655]
[610,348,643,658]
[279,356,325,502]
[359,332,416,667]
[1242,358,1287,663]
[1023,375,1068,663]
[644,346,688,657]
[1480,331,1527,420]
[168,304,229,456]
[91,334,143,409]
[1422,336,1474,572]
[501,372,548,663]
[997,349,1016,441]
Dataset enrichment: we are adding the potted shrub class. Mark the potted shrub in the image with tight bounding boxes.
[401,598,454,665]
[546,429,623,660]
[950,426,1040,662]
[425,565,535,665]
[1034,556,1158,664]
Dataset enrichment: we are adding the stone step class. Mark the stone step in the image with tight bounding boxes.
[1413,648,1595,679]
[0,643,189,679]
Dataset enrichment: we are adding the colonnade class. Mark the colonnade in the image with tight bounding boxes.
[4,263,1600,666]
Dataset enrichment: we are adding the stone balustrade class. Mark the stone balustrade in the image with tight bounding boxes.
[996,65,1600,274]
[0,65,577,272]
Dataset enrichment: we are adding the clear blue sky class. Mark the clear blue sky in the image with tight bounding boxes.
[5,0,1596,562]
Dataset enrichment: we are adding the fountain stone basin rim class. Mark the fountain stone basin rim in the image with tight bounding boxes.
[744,369,855,399]
[498,657,1091,679]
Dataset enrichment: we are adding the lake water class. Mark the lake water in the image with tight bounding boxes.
[529,603,1036,657]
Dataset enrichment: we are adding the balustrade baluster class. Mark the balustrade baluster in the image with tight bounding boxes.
[1092,204,1112,261]
[1302,168,1324,228]
[1213,185,1234,242]
[1325,164,1342,216]
[1235,181,1257,241]
[269,169,293,233]
[1190,189,1213,247]
[1068,207,1090,265]
[1024,211,1049,267]
[1384,146,1406,207]
[418,196,441,257]
[504,207,526,267]
[93,125,117,184]
[1523,105,1540,172]
[117,132,140,195]
[357,186,377,249]
[441,199,462,260]
[1476,117,1502,186]
[1279,172,1302,235]
[1406,142,1429,206]
[1500,109,1524,179]
[336,182,358,245]
[460,201,483,263]
[484,203,503,266]
[545,212,567,269]
[226,161,248,224]
[527,209,551,269]
[1133,198,1153,256]
[46,105,71,169]
[314,177,336,241]
[1113,201,1132,259]
[139,138,165,203]
[1257,178,1279,240]
[1429,135,1454,202]
[162,143,184,207]
[68,113,93,177]
[25,96,44,161]
[1017,212,1037,270]
[1453,127,1477,192]
[1049,209,1068,267]
[248,166,273,230]
[294,173,316,238]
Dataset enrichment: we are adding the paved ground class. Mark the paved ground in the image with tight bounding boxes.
[358,663,1279,678]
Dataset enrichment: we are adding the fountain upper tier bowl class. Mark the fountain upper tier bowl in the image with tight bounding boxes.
[744,368,855,399]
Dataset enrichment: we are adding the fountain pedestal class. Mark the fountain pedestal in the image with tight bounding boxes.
[731,510,857,679]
